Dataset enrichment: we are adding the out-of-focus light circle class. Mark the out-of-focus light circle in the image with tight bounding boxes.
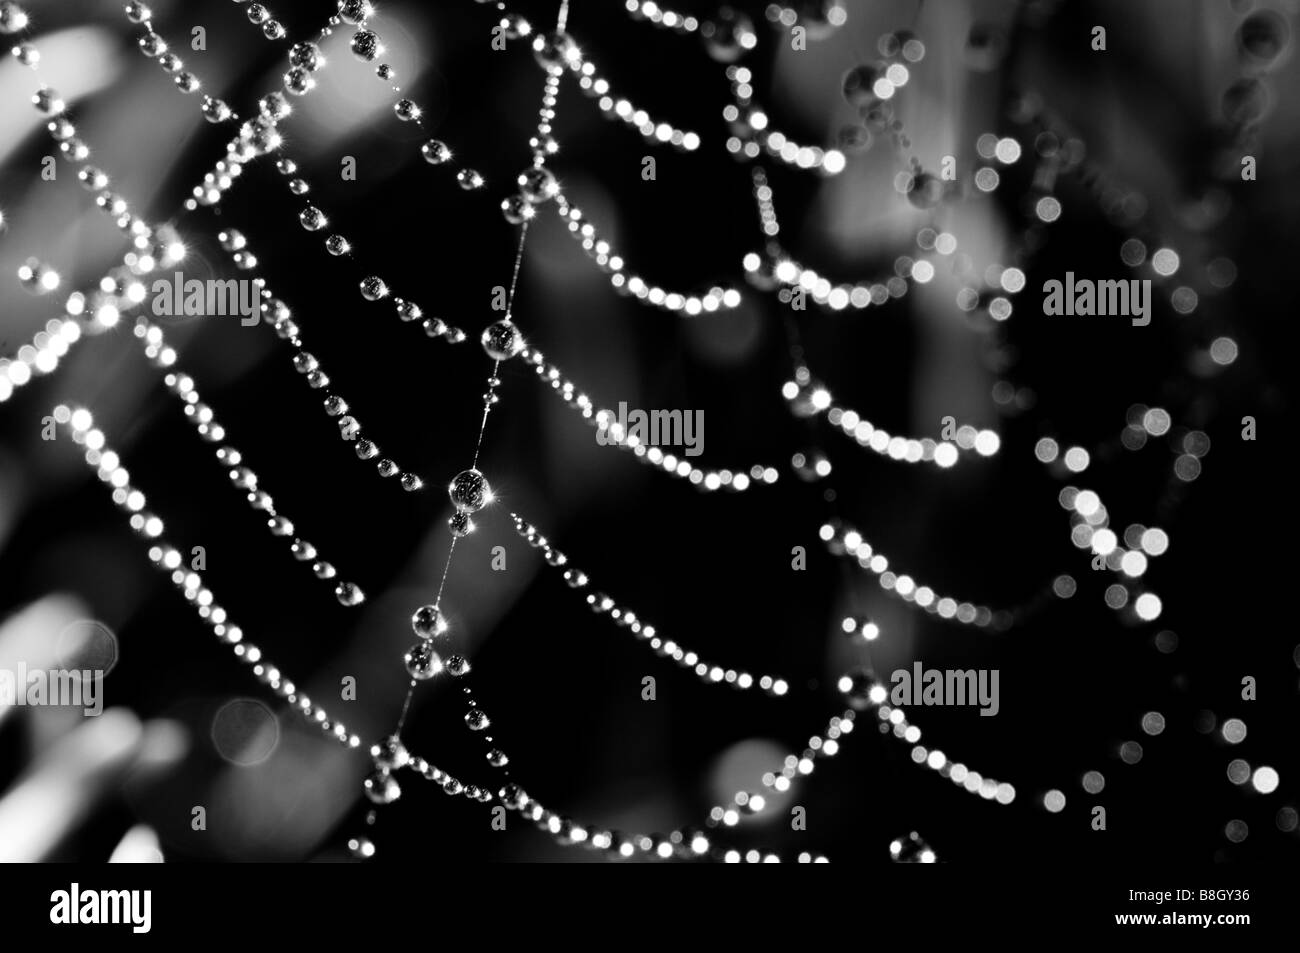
[1252,767,1279,794]
[55,619,120,677]
[211,698,280,765]
[1151,248,1180,276]
[1134,592,1161,620]
[1221,718,1247,744]
[1064,447,1090,472]
[1209,337,1239,365]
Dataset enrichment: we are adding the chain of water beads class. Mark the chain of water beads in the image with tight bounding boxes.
[183,1,491,211]
[786,369,1000,469]
[520,345,778,491]
[52,405,361,748]
[626,2,850,41]
[128,3,477,342]
[268,152,470,346]
[623,1,699,35]
[0,256,84,401]
[368,736,837,863]
[123,2,239,125]
[1,28,167,400]
[838,671,1019,806]
[821,521,1007,630]
[706,710,854,831]
[401,758,829,863]
[550,187,745,315]
[510,513,792,695]
[1047,472,1166,626]
[3,16,200,397]
[720,22,927,176]
[25,74,375,612]
[758,123,1231,498]
[750,163,1016,479]
[231,0,289,42]
[22,53,156,250]
[130,317,368,606]
[746,153,1020,316]
[361,0,584,835]
[496,11,750,312]
[488,19,704,153]
[561,40,701,152]
[213,229,437,488]
[725,65,847,176]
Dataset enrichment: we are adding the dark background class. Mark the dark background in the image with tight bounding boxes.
[0,0,1297,862]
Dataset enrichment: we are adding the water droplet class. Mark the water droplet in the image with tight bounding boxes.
[138,33,167,57]
[532,30,576,71]
[335,581,365,606]
[501,195,534,224]
[906,172,944,209]
[370,735,408,770]
[517,166,558,202]
[363,769,401,804]
[481,320,524,360]
[299,206,327,231]
[1236,10,1290,63]
[421,139,451,165]
[412,605,448,639]
[337,0,374,25]
[404,642,442,680]
[350,29,382,61]
[1222,78,1270,124]
[841,64,882,107]
[359,275,388,300]
[31,87,64,114]
[201,96,231,123]
[700,11,755,63]
[0,2,30,34]
[448,469,490,513]
[284,67,315,96]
